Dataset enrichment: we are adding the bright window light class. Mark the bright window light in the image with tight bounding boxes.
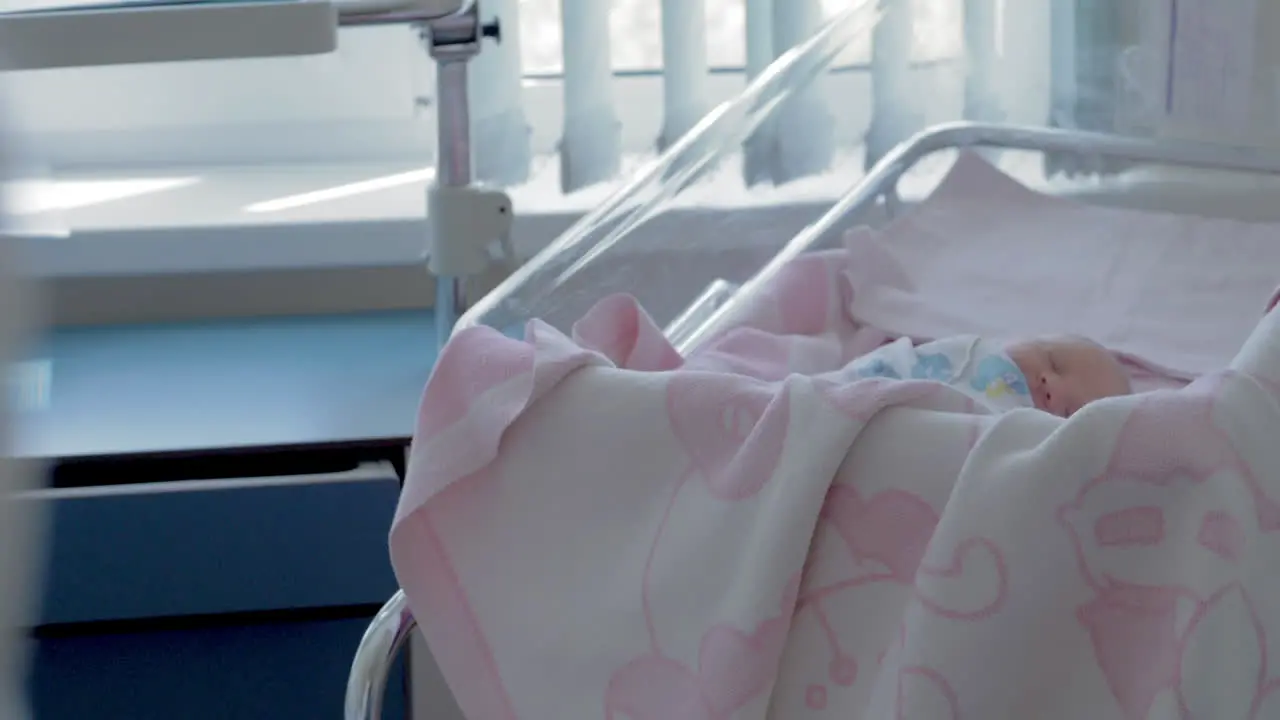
[245,167,437,213]
[5,177,200,216]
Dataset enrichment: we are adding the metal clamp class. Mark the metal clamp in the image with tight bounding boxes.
[427,184,513,277]
[340,0,478,28]
[348,0,515,348]
[409,1,515,349]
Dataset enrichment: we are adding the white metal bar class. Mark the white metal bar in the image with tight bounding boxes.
[469,0,531,185]
[769,0,833,183]
[865,0,919,168]
[459,0,880,334]
[657,0,709,151]
[336,0,470,20]
[559,0,621,192]
[963,0,1004,123]
[664,279,740,351]
[425,11,479,350]
[339,0,495,28]
[742,0,775,185]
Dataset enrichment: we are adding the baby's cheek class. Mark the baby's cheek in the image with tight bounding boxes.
[1074,375,1115,409]
[1012,359,1035,384]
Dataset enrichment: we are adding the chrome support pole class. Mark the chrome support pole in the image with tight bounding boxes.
[422,8,484,351]
[343,590,416,720]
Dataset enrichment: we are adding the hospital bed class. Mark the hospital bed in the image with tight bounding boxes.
[342,15,1280,720]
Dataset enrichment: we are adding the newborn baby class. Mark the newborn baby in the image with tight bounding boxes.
[848,334,1131,417]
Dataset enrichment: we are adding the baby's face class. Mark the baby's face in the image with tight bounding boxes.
[1004,336,1131,417]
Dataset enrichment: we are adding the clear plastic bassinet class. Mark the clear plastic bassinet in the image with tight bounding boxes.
[456,1,887,350]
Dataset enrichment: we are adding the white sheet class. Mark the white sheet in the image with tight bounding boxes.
[846,152,1280,383]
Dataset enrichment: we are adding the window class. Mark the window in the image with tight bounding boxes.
[1,0,1002,324]
[6,0,960,168]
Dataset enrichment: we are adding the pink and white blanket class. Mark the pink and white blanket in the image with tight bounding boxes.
[391,154,1280,719]
[392,288,1280,718]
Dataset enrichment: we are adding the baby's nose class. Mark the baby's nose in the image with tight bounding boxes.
[1041,373,1066,414]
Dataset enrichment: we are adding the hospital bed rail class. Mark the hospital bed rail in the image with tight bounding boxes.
[343,120,1280,718]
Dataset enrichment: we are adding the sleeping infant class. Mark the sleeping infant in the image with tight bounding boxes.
[848,334,1132,417]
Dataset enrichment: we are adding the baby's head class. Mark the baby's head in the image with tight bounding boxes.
[1004,335,1131,417]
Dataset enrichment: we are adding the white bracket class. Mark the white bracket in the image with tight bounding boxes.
[427,183,514,277]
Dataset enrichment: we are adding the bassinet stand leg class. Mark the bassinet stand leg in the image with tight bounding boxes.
[423,6,514,351]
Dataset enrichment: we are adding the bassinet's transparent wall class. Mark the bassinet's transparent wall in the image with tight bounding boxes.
[462,0,1280,340]
[460,1,899,337]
